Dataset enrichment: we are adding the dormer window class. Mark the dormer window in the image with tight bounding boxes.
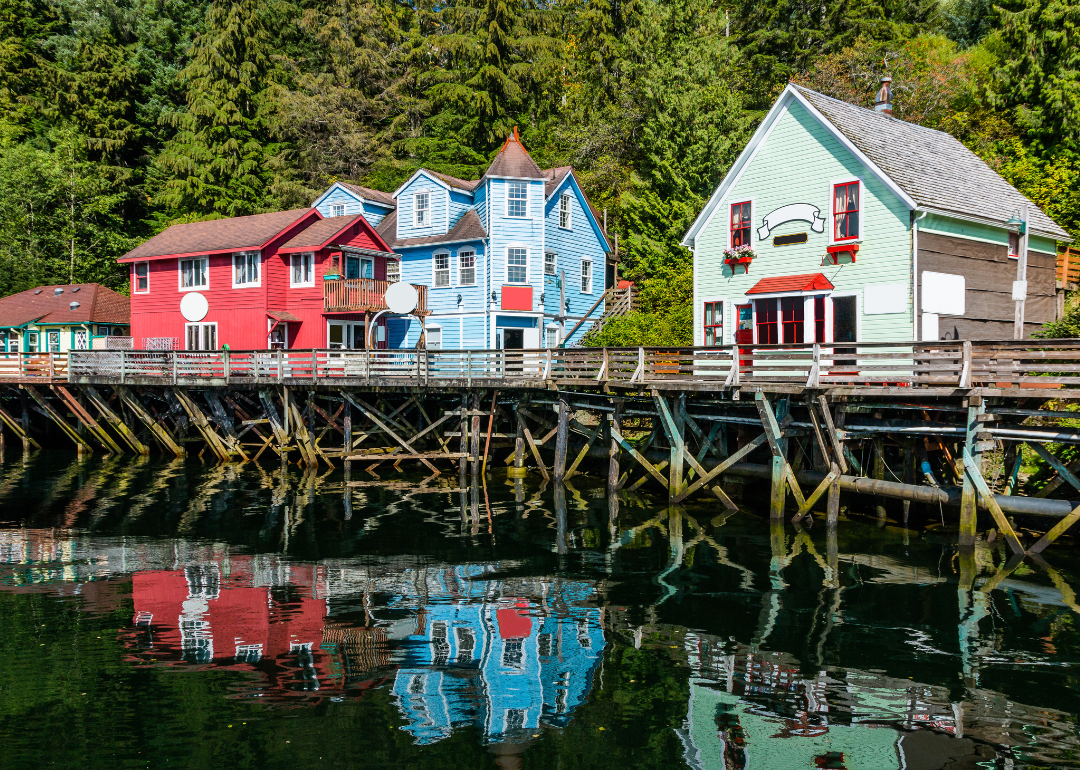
[507,182,528,218]
[414,192,430,227]
[331,203,345,218]
[559,194,572,229]
[833,181,860,240]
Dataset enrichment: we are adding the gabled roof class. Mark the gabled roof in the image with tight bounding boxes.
[279,215,364,251]
[428,172,481,192]
[120,209,313,261]
[337,182,396,208]
[378,209,487,249]
[683,84,1070,246]
[483,127,545,180]
[544,166,573,198]
[0,284,130,328]
[746,273,834,295]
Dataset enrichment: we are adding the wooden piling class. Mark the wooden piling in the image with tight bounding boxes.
[607,400,621,493]
[23,385,94,454]
[959,397,984,547]
[554,392,569,483]
[82,386,147,454]
[116,387,184,457]
[469,392,481,476]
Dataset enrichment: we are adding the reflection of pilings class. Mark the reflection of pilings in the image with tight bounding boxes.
[554,483,567,564]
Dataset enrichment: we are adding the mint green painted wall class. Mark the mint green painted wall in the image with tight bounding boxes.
[693,100,913,344]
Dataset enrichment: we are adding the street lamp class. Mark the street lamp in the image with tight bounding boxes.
[1008,205,1029,340]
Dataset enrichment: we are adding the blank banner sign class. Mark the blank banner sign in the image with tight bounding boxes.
[921,271,965,315]
[863,283,909,315]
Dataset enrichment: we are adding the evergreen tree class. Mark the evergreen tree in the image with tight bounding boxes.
[155,0,275,218]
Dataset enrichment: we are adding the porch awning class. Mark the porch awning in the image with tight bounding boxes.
[746,273,834,295]
[267,310,302,323]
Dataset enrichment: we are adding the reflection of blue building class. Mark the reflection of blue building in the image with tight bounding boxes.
[389,566,605,744]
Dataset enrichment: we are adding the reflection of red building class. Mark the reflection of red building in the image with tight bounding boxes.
[126,559,389,704]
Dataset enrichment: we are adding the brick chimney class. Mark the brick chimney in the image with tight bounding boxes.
[874,76,893,116]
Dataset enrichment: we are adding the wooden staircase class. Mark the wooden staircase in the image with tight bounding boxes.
[564,284,637,345]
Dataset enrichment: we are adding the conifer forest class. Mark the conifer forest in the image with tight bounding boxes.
[1,0,1077,344]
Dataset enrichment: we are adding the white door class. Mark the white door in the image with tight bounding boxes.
[74,330,88,350]
[523,327,540,349]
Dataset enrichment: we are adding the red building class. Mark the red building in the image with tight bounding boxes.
[118,208,418,350]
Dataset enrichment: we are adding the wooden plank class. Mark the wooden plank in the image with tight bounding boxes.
[519,412,550,481]
[1028,503,1080,554]
[672,433,768,503]
[610,426,668,490]
[52,386,124,454]
[117,387,184,457]
[172,389,233,461]
[0,400,40,449]
[816,396,848,473]
[23,384,93,452]
[342,392,439,474]
[792,464,840,523]
[1029,442,1080,495]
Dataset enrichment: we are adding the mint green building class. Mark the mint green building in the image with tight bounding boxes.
[682,81,1070,346]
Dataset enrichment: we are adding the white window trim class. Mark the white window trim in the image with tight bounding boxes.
[231,251,261,289]
[504,245,530,285]
[330,203,346,218]
[386,258,401,283]
[505,181,530,219]
[425,323,443,350]
[727,197,756,251]
[432,249,451,289]
[559,193,572,230]
[580,259,594,294]
[184,321,218,350]
[414,191,431,228]
[178,256,209,292]
[134,261,150,294]
[457,249,477,287]
[828,176,864,246]
[544,251,557,276]
[700,295,726,346]
[289,253,315,288]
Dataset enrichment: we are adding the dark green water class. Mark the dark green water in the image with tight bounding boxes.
[0,451,1078,769]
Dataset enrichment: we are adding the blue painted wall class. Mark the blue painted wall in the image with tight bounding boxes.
[397,173,450,240]
[313,184,392,226]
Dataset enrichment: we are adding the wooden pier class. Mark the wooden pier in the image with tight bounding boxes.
[4,340,1080,553]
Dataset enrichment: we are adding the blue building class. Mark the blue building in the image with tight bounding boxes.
[312,131,613,349]
[387,566,606,744]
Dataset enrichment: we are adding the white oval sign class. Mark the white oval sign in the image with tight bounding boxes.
[385,281,418,314]
[180,292,209,322]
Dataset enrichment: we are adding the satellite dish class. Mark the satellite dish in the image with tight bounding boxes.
[180,292,209,322]
[384,282,418,314]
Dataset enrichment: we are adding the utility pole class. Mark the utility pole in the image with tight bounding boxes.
[1013,203,1029,339]
[558,269,566,345]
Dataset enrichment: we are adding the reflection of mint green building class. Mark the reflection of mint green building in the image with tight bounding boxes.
[682,679,902,769]
[683,82,1069,345]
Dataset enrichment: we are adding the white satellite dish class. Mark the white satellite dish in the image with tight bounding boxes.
[384,282,418,314]
[180,292,209,322]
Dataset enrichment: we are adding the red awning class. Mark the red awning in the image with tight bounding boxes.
[746,273,834,295]
[267,310,302,322]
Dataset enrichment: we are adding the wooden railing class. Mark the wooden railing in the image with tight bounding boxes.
[323,278,428,314]
[49,339,1080,392]
[1058,246,1080,288]
[0,352,69,382]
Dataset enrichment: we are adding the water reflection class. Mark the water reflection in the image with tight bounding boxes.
[0,452,1078,768]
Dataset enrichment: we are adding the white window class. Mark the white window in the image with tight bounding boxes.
[414,192,430,227]
[434,252,450,287]
[386,259,400,283]
[185,322,217,351]
[331,203,345,218]
[458,251,476,286]
[559,193,572,229]
[544,252,556,276]
[26,331,39,352]
[507,182,528,217]
[580,260,593,294]
[134,262,149,293]
[290,253,314,287]
[233,252,260,287]
[507,247,528,283]
[179,257,208,290]
[425,325,442,350]
[545,325,559,348]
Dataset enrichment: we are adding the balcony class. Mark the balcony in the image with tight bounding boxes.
[323,278,428,314]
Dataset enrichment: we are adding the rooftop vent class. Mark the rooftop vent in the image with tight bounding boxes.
[874,76,893,117]
[71,286,80,293]
[69,301,80,310]
[33,289,42,295]
[54,287,63,295]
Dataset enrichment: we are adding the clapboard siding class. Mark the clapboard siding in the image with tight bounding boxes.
[694,100,913,345]
[397,175,448,240]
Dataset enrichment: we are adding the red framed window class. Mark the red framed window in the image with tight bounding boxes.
[703,301,723,346]
[833,181,859,240]
[755,298,778,344]
[780,297,804,343]
[730,202,751,247]
[814,296,825,342]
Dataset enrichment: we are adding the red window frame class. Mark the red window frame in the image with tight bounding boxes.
[755,298,778,344]
[730,202,751,248]
[814,296,825,342]
[833,181,859,241]
[703,301,723,346]
[134,262,149,293]
[780,297,804,343]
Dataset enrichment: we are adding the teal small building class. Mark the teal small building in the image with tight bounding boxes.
[683,81,1071,346]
